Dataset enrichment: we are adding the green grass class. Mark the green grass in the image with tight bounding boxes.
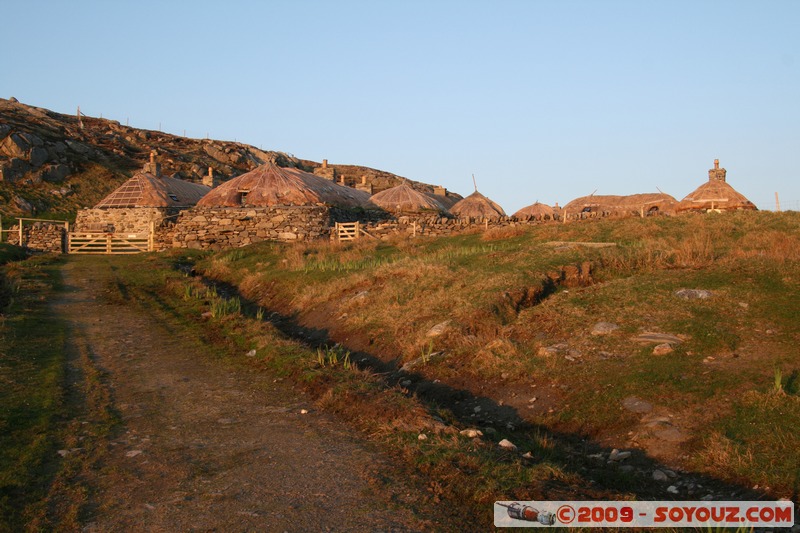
[178,210,800,500]
[0,256,68,531]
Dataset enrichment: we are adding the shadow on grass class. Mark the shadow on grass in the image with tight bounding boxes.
[193,272,774,504]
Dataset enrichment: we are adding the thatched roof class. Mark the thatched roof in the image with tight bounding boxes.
[513,202,557,219]
[563,193,678,215]
[450,191,506,219]
[95,171,210,208]
[676,179,757,212]
[197,162,374,208]
[370,183,446,213]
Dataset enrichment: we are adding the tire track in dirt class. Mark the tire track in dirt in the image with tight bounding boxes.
[52,257,429,532]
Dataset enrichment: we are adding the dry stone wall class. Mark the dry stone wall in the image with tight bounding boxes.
[6,222,66,253]
[157,206,331,251]
[74,207,179,234]
[355,214,552,239]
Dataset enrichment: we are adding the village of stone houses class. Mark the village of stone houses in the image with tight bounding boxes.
[1,97,798,530]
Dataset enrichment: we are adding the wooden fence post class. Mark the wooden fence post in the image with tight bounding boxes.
[18,218,23,247]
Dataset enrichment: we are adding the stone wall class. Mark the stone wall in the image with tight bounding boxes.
[157,206,331,251]
[354,214,552,240]
[6,222,66,253]
[74,207,179,234]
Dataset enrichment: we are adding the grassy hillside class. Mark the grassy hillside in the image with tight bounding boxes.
[186,211,800,497]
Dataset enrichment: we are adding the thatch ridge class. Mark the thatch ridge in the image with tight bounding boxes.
[370,183,447,213]
[450,191,506,219]
[197,162,375,208]
[94,172,210,208]
[676,179,756,212]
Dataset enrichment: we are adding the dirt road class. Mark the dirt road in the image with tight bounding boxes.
[52,257,429,532]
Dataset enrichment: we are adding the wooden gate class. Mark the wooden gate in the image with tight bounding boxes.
[335,222,359,242]
[68,233,153,254]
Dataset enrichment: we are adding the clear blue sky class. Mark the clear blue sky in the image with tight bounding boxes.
[3,1,799,212]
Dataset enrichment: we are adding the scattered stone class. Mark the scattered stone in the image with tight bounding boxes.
[667,485,679,494]
[622,396,653,414]
[300,409,309,414]
[675,289,713,300]
[483,427,497,435]
[246,349,256,357]
[653,343,674,356]
[619,465,635,474]
[587,453,604,460]
[460,429,483,438]
[652,470,669,482]
[57,449,70,457]
[425,320,451,337]
[608,449,631,461]
[528,397,538,403]
[201,311,212,318]
[216,418,234,425]
[498,439,517,451]
[126,450,143,458]
[738,302,749,309]
[538,343,568,356]
[633,332,684,345]
[473,406,482,413]
[400,379,412,387]
[521,451,534,459]
[351,290,369,301]
[591,322,619,335]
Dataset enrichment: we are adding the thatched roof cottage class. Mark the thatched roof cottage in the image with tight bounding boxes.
[676,160,757,213]
[197,162,374,208]
[450,190,506,219]
[513,201,558,220]
[563,192,677,219]
[74,152,210,234]
[370,182,447,214]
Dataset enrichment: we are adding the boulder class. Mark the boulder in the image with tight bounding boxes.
[622,396,653,414]
[652,343,674,356]
[0,158,31,182]
[39,164,70,183]
[19,132,43,147]
[29,146,50,167]
[426,320,451,337]
[675,289,713,300]
[591,322,619,335]
[0,133,30,158]
[0,123,10,139]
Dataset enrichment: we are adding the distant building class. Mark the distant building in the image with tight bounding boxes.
[676,160,757,212]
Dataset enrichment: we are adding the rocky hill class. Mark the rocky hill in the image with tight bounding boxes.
[0,98,459,221]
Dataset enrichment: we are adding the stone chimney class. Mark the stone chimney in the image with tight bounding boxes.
[708,159,727,182]
[433,185,447,197]
[202,166,219,188]
[313,158,336,181]
[355,175,373,194]
[144,150,162,177]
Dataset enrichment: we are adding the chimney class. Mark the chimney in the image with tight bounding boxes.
[202,166,218,188]
[322,159,328,168]
[708,159,727,182]
[433,185,447,196]
[144,150,162,177]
